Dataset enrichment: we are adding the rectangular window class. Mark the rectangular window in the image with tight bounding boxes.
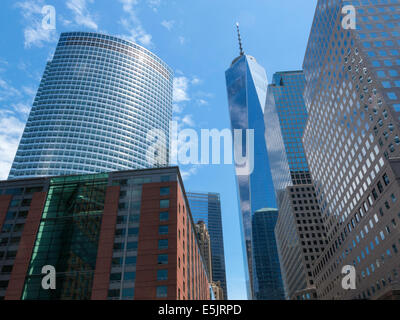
[21,199,32,207]
[108,289,120,298]
[159,225,168,235]
[158,239,168,250]
[9,200,20,207]
[160,211,169,221]
[128,228,139,236]
[124,272,136,281]
[160,187,170,196]
[160,200,170,208]
[5,188,23,196]
[156,286,168,298]
[127,242,138,251]
[112,258,123,267]
[158,254,168,265]
[157,269,168,281]
[110,273,122,281]
[122,288,134,298]
[383,173,390,186]
[125,256,137,265]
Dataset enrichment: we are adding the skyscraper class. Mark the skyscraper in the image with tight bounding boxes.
[225,24,278,299]
[187,192,228,299]
[9,32,173,180]
[251,208,285,300]
[303,0,400,299]
[264,71,327,299]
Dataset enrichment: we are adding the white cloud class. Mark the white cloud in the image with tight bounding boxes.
[173,76,190,103]
[118,0,153,47]
[22,85,36,97]
[0,78,22,101]
[191,77,202,85]
[180,166,199,180]
[11,102,32,116]
[178,36,185,45]
[15,0,58,48]
[59,14,73,27]
[172,103,183,114]
[197,99,208,106]
[182,114,195,127]
[161,20,175,31]
[66,0,98,30]
[147,0,161,11]
[0,115,26,180]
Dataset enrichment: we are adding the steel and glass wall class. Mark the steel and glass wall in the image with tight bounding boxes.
[265,71,311,201]
[264,71,326,299]
[9,32,173,179]
[225,54,278,299]
[303,0,400,299]
[187,192,228,299]
[251,208,284,300]
[22,174,108,300]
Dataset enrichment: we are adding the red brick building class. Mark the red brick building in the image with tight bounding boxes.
[0,167,212,300]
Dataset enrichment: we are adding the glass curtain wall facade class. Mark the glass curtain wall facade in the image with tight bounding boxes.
[225,53,277,299]
[303,0,400,299]
[264,71,326,299]
[187,192,228,299]
[22,174,108,300]
[251,208,285,300]
[265,71,312,201]
[9,32,173,179]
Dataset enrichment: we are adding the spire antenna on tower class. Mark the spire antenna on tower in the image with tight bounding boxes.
[236,22,244,56]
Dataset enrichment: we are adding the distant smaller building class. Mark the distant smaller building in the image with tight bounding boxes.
[211,281,224,300]
[195,221,212,282]
[187,192,228,299]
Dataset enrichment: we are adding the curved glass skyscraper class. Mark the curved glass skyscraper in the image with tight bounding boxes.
[9,32,173,179]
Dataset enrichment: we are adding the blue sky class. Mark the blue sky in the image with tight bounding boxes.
[0,0,317,299]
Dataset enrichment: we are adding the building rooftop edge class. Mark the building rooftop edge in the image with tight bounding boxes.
[59,31,174,76]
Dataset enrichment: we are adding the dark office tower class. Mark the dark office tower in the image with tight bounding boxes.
[225,24,278,299]
[264,71,327,300]
[187,192,228,299]
[251,208,285,300]
[8,32,173,180]
[302,0,400,300]
[0,167,212,300]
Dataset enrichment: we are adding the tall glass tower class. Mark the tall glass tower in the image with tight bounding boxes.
[187,192,228,299]
[225,24,278,299]
[265,71,312,201]
[264,71,326,300]
[8,32,173,179]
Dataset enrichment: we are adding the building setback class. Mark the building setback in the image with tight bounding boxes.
[9,32,173,180]
[264,71,327,300]
[0,167,211,300]
[302,0,400,299]
[187,192,228,299]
